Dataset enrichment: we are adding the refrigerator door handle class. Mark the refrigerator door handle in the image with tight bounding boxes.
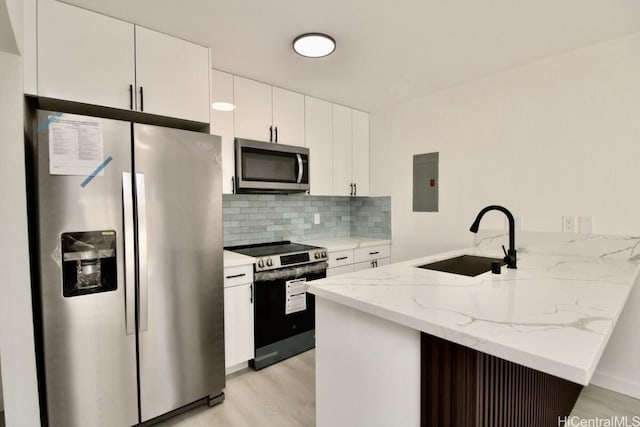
[122,172,136,336]
[136,172,149,332]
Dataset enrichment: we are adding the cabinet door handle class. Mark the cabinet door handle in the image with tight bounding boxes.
[369,251,380,255]
[129,84,134,110]
[225,273,246,279]
[250,284,253,304]
[375,260,378,267]
[354,182,357,196]
[274,126,278,143]
[231,176,235,194]
[350,183,354,196]
[269,126,273,142]
[335,256,349,261]
[139,86,144,112]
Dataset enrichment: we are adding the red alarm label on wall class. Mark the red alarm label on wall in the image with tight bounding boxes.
[430,179,436,187]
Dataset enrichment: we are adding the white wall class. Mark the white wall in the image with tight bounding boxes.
[371,33,640,262]
[370,33,640,397]
[0,51,40,427]
[0,0,18,54]
[0,0,41,422]
[0,358,4,411]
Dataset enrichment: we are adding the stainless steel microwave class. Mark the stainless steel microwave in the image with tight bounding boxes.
[235,138,310,194]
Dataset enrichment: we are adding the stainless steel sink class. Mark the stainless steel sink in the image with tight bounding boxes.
[416,255,505,277]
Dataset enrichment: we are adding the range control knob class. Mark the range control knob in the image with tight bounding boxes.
[266,258,273,267]
[314,252,321,259]
[257,259,265,268]
[321,250,327,257]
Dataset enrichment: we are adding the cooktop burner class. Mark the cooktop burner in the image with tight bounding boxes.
[225,241,319,257]
[225,241,328,271]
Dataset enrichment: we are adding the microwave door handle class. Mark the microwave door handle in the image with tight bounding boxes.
[296,154,303,183]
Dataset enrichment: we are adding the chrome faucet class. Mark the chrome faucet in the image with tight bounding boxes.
[469,205,517,269]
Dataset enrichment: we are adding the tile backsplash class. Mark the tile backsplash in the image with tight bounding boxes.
[223,194,391,246]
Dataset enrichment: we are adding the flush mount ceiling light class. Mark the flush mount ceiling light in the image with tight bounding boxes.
[293,33,336,58]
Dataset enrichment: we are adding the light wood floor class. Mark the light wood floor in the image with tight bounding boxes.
[156,350,315,427]
[572,384,640,418]
[157,349,640,426]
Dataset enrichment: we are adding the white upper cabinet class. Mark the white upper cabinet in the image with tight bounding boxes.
[134,27,210,123]
[234,76,305,145]
[305,98,371,196]
[332,104,352,196]
[211,69,235,194]
[38,0,135,110]
[36,0,210,123]
[233,76,273,142]
[352,110,370,197]
[272,87,305,147]
[305,96,333,195]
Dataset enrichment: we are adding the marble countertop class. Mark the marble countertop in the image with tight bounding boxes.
[308,245,639,385]
[223,250,255,268]
[300,237,392,252]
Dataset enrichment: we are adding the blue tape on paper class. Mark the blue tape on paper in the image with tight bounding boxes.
[36,112,63,133]
[80,156,113,188]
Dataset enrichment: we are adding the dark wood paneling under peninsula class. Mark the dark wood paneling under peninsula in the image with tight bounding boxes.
[421,333,583,426]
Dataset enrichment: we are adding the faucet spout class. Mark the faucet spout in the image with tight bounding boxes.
[469,205,517,269]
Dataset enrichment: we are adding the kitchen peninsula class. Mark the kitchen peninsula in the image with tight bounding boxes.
[308,232,640,427]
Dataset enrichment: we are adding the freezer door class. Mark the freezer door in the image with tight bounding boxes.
[34,111,138,427]
[134,124,224,421]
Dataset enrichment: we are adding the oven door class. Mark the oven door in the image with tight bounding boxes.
[252,262,326,369]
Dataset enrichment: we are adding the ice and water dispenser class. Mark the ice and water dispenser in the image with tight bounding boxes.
[61,231,117,297]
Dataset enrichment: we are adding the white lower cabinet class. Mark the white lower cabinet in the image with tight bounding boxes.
[327,264,355,277]
[223,265,254,373]
[327,249,354,277]
[354,244,391,264]
[326,243,391,276]
[354,257,390,271]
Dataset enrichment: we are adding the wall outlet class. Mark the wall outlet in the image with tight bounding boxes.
[562,216,576,233]
[578,216,593,234]
[314,213,320,225]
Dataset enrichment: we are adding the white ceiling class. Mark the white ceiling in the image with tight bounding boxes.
[61,0,640,112]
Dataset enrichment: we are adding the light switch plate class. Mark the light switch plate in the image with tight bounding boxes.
[562,216,576,233]
[314,213,320,224]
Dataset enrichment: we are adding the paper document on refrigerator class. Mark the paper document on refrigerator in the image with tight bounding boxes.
[49,114,104,176]
[285,278,308,315]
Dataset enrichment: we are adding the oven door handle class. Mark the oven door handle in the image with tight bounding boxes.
[254,262,328,282]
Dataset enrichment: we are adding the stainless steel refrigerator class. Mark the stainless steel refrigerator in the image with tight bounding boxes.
[29,110,225,426]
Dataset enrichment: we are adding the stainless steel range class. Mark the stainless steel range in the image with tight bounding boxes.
[226,241,328,369]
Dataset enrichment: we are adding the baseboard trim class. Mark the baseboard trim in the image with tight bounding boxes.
[225,361,249,376]
[591,371,640,399]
